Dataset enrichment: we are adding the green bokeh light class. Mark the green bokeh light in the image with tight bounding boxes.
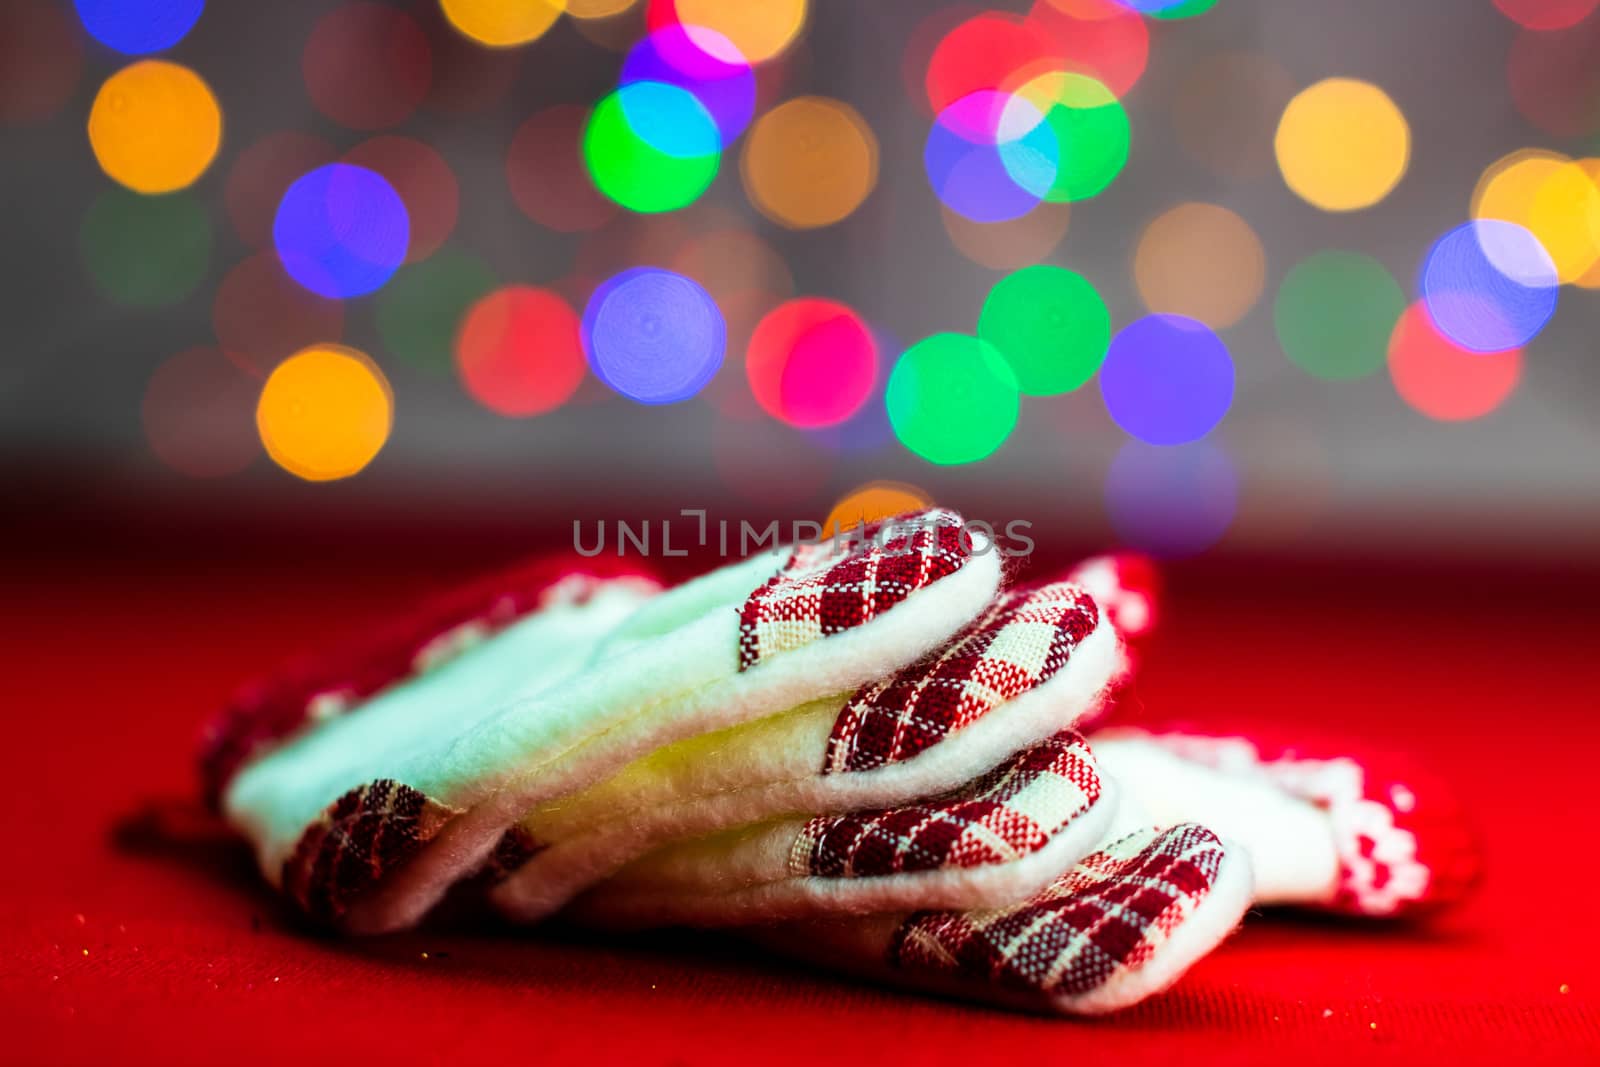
[1274,250,1405,381]
[886,333,1020,465]
[375,246,497,375]
[584,88,719,214]
[978,265,1110,396]
[80,189,210,308]
[1152,0,1219,20]
[1030,74,1130,203]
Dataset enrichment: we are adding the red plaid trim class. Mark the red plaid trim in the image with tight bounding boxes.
[888,824,1225,1000]
[281,779,459,925]
[737,509,972,672]
[822,581,1100,774]
[792,730,1101,878]
[198,559,659,806]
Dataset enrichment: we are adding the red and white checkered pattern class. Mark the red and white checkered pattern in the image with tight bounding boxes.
[888,824,1226,1001]
[738,509,972,671]
[822,580,1101,774]
[791,729,1102,879]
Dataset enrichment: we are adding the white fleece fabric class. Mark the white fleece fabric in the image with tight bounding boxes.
[226,516,1002,933]
[491,611,1120,920]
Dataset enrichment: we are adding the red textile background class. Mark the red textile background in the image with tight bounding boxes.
[5,546,1598,1064]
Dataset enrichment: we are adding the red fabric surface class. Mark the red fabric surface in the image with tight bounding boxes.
[6,549,1598,1064]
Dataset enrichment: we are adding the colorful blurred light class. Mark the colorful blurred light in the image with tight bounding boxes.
[303,4,431,130]
[74,0,202,55]
[344,135,459,264]
[978,265,1109,395]
[622,25,755,144]
[1170,51,1293,181]
[670,227,794,301]
[80,188,210,308]
[256,344,393,482]
[456,285,587,417]
[925,90,1058,223]
[886,334,1019,465]
[212,253,345,377]
[1146,0,1218,17]
[1507,18,1600,138]
[1,1,84,125]
[1014,72,1129,202]
[417,0,523,114]
[1275,78,1410,212]
[273,163,409,299]
[225,131,337,246]
[924,13,1061,116]
[582,268,725,404]
[1027,1,1148,98]
[741,96,878,228]
[942,200,1071,271]
[88,60,221,194]
[507,105,619,233]
[377,247,496,374]
[1105,441,1237,558]
[1100,315,1234,445]
[1388,302,1522,421]
[1421,219,1557,353]
[648,0,807,66]
[1134,203,1266,329]
[1472,150,1600,285]
[746,298,877,428]
[142,346,260,479]
[823,481,934,538]
[585,83,720,213]
[1493,0,1600,31]
[1274,250,1405,381]
[440,0,565,47]
[570,0,639,17]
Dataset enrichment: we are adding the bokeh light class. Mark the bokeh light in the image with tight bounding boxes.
[377,247,496,375]
[1147,0,1218,17]
[74,0,203,55]
[1027,1,1149,98]
[925,90,1058,223]
[571,0,639,17]
[1507,18,1600,138]
[225,131,337,246]
[648,0,808,66]
[142,346,260,479]
[273,163,410,299]
[1134,203,1266,329]
[1472,149,1600,285]
[1493,0,1599,29]
[213,253,346,378]
[344,135,459,263]
[256,345,393,482]
[1421,219,1557,353]
[88,60,221,194]
[1170,51,1293,181]
[670,226,794,301]
[582,268,725,404]
[1275,78,1410,212]
[418,0,523,115]
[746,298,878,428]
[1100,315,1234,445]
[924,13,1061,116]
[1105,440,1237,558]
[508,105,619,233]
[441,0,565,46]
[1013,72,1129,202]
[1,1,84,125]
[823,481,934,538]
[1388,302,1522,421]
[302,3,431,130]
[1274,250,1405,381]
[80,189,210,308]
[886,334,1019,465]
[585,83,720,214]
[942,200,1071,271]
[456,285,587,417]
[622,25,755,144]
[978,264,1109,395]
[742,96,878,228]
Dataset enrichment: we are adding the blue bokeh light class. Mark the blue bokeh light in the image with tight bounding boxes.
[75,0,204,55]
[925,90,1059,224]
[1421,219,1558,353]
[582,268,726,405]
[615,81,723,160]
[621,26,754,146]
[273,164,410,300]
[1100,315,1235,445]
[1105,441,1238,558]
